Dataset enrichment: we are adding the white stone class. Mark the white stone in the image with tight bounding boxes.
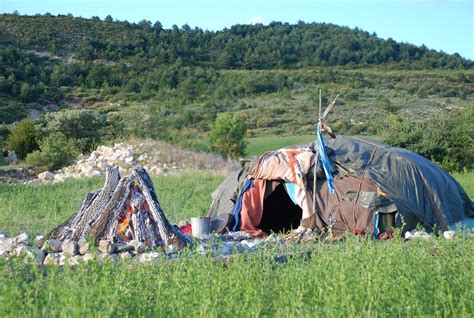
[99,240,116,253]
[443,231,456,240]
[14,232,29,244]
[129,240,146,253]
[98,253,118,263]
[42,239,62,253]
[413,230,430,239]
[78,239,89,255]
[82,253,95,262]
[43,252,63,265]
[54,173,70,182]
[35,235,45,248]
[149,166,163,175]
[0,231,9,239]
[119,252,133,261]
[62,241,78,256]
[67,255,83,266]
[0,241,13,256]
[137,252,160,263]
[38,171,55,181]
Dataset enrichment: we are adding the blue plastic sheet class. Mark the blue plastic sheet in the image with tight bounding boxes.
[316,123,335,194]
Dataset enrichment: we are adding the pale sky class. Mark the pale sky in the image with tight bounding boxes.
[1,0,473,60]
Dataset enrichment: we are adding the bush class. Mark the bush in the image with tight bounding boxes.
[42,109,105,154]
[209,112,247,159]
[377,109,473,172]
[6,118,40,159]
[26,133,78,171]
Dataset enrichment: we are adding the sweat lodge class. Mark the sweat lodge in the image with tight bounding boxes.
[206,135,474,238]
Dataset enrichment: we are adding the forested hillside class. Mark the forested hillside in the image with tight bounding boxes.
[0,13,473,171]
[2,13,471,69]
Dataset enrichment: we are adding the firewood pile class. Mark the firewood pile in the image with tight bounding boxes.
[48,166,193,251]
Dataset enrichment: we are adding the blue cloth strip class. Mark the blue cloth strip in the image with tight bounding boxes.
[284,182,299,205]
[317,123,335,194]
[231,179,254,232]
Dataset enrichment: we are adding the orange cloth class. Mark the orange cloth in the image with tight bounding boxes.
[240,179,267,237]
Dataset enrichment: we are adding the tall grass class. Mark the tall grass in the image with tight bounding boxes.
[0,171,223,237]
[0,236,472,317]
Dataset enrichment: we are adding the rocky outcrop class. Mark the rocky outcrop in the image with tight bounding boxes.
[28,140,238,183]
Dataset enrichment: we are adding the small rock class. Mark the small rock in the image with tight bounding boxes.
[0,242,13,257]
[67,255,83,266]
[119,251,133,261]
[35,235,45,248]
[62,241,78,256]
[42,239,62,253]
[129,240,146,253]
[98,240,116,254]
[38,171,55,181]
[29,247,46,264]
[98,253,118,263]
[82,253,95,262]
[12,244,29,256]
[0,231,9,239]
[413,230,430,239]
[137,252,160,263]
[115,242,134,253]
[0,237,14,246]
[78,239,90,255]
[443,231,455,240]
[43,252,63,265]
[14,232,30,244]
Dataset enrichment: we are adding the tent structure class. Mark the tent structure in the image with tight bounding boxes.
[206,135,473,237]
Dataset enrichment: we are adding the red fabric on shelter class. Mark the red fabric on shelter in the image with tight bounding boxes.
[240,179,267,237]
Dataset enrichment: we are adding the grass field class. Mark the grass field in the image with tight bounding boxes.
[0,170,473,317]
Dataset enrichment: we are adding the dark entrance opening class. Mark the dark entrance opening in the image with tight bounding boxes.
[259,184,302,234]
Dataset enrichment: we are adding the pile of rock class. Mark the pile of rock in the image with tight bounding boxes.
[0,229,273,265]
[0,231,170,265]
[35,139,239,183]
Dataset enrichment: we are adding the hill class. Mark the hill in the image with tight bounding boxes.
[2,13,472,69]
[0,14,472,152]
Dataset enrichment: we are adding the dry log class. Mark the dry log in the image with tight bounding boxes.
[47,166,191,252]
[132,168,193,250]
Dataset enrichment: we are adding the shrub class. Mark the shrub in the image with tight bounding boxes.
[377,109,473,172]
[26,133,78,171]
[42,109,105,154]
[209,112,247,159]
[6,118,40,159]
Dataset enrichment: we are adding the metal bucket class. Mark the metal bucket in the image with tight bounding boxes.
[191,217,211,239]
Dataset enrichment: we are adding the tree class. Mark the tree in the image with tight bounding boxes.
[6,118,40,159]
[43,109,105,154]
[209,112,247,159]
[26,132,78,171]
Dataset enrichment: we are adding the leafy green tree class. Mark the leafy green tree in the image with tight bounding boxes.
[26,133,79,171]
[6,118,40,159]
[209,112,247,159]
[42,109,105,154]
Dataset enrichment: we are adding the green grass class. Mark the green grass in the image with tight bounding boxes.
[0,171,223,237]
[1,236,473,317]
[246,135,315,157]
[452,171,474,199]
[0,170,473,317]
